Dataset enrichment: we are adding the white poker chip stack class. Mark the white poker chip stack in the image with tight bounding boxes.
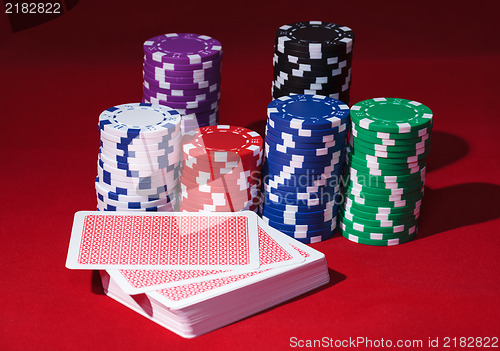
[95,103,182,211]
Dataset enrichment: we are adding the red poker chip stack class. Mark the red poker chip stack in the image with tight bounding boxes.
[180,125,264,212]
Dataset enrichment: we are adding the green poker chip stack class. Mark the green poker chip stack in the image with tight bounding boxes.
[339,97,433,246]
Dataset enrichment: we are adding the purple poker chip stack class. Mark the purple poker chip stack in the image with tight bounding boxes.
[142,33,222,133]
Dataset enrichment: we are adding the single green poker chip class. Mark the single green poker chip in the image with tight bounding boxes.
[347,184,424,202]
[350,97,433,134]
[346,179,425,196]
[342,202,421,221]
[346,148,426,170]
[347,166,426,183]
[348,146,430,164]
[347,158,425,176]
[350,122,432,140]
[339,208,418,233]
[349,139,431,159]
[350,135,432,153]
[346,174,426,189]
[350,124,431,145]
[339,221,417,245]
[343,196,423,214]
[343,189,424,208]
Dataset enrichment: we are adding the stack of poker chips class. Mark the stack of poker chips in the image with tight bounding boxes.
[179,125,263,212]
[142,33,222,133]
[339,98,433,246]
[260,95,350,244]
[272,21,354,105]
[96,103,182,211]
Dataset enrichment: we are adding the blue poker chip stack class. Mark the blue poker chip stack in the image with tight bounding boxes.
[260,95,350,244]
[95,103,182,212]
[142,33,222,133]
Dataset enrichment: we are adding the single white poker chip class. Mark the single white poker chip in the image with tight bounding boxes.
[98,103,181,138]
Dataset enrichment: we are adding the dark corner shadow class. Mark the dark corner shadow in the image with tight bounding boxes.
[246,120,267,139]
[91,270,105,295]
[426,131,469,173]
[417,183,500,240]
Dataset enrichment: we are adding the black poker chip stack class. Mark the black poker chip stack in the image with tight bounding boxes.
[272,21,354,105]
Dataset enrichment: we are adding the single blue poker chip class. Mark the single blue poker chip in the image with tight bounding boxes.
[261,202,338,218]
[263,186,337,202]
[266,123,348,145]
[260,202,338,219]
[265,127,347,149]
[265,153,340,167]
[265,150,345,169]
[267,95,350,130]
[261,170,342,188]
[261,205,338,224]
[265,139,344,157]
[267,115,349,137]
[262,215,337,233]
[263,179,339,194]
[264,148,343,164]
[262,192,341,209]
[263,157,344,175]
[292,231,336,244]
[264,218,337,238]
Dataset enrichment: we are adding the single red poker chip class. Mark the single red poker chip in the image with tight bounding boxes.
[182,125,263,162]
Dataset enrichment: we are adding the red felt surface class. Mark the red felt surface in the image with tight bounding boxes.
[1,1,500,350]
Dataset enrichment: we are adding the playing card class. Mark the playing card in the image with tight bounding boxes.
[140,221,325,309]
[66,211,260,270]
[107,220,305,294]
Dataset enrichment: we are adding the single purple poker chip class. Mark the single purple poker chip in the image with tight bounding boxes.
[144,54,222,70]
[142,67,220,84]
[143,33,223,64]
[182,109,219,122]
[143,82,220,98]
[142,90,220,109]
[143,80,220,95]
[143,62,221,77]
[143,74,221,90]
[142,85,220,102]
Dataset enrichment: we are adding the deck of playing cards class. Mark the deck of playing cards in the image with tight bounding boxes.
[66,211,329,338]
